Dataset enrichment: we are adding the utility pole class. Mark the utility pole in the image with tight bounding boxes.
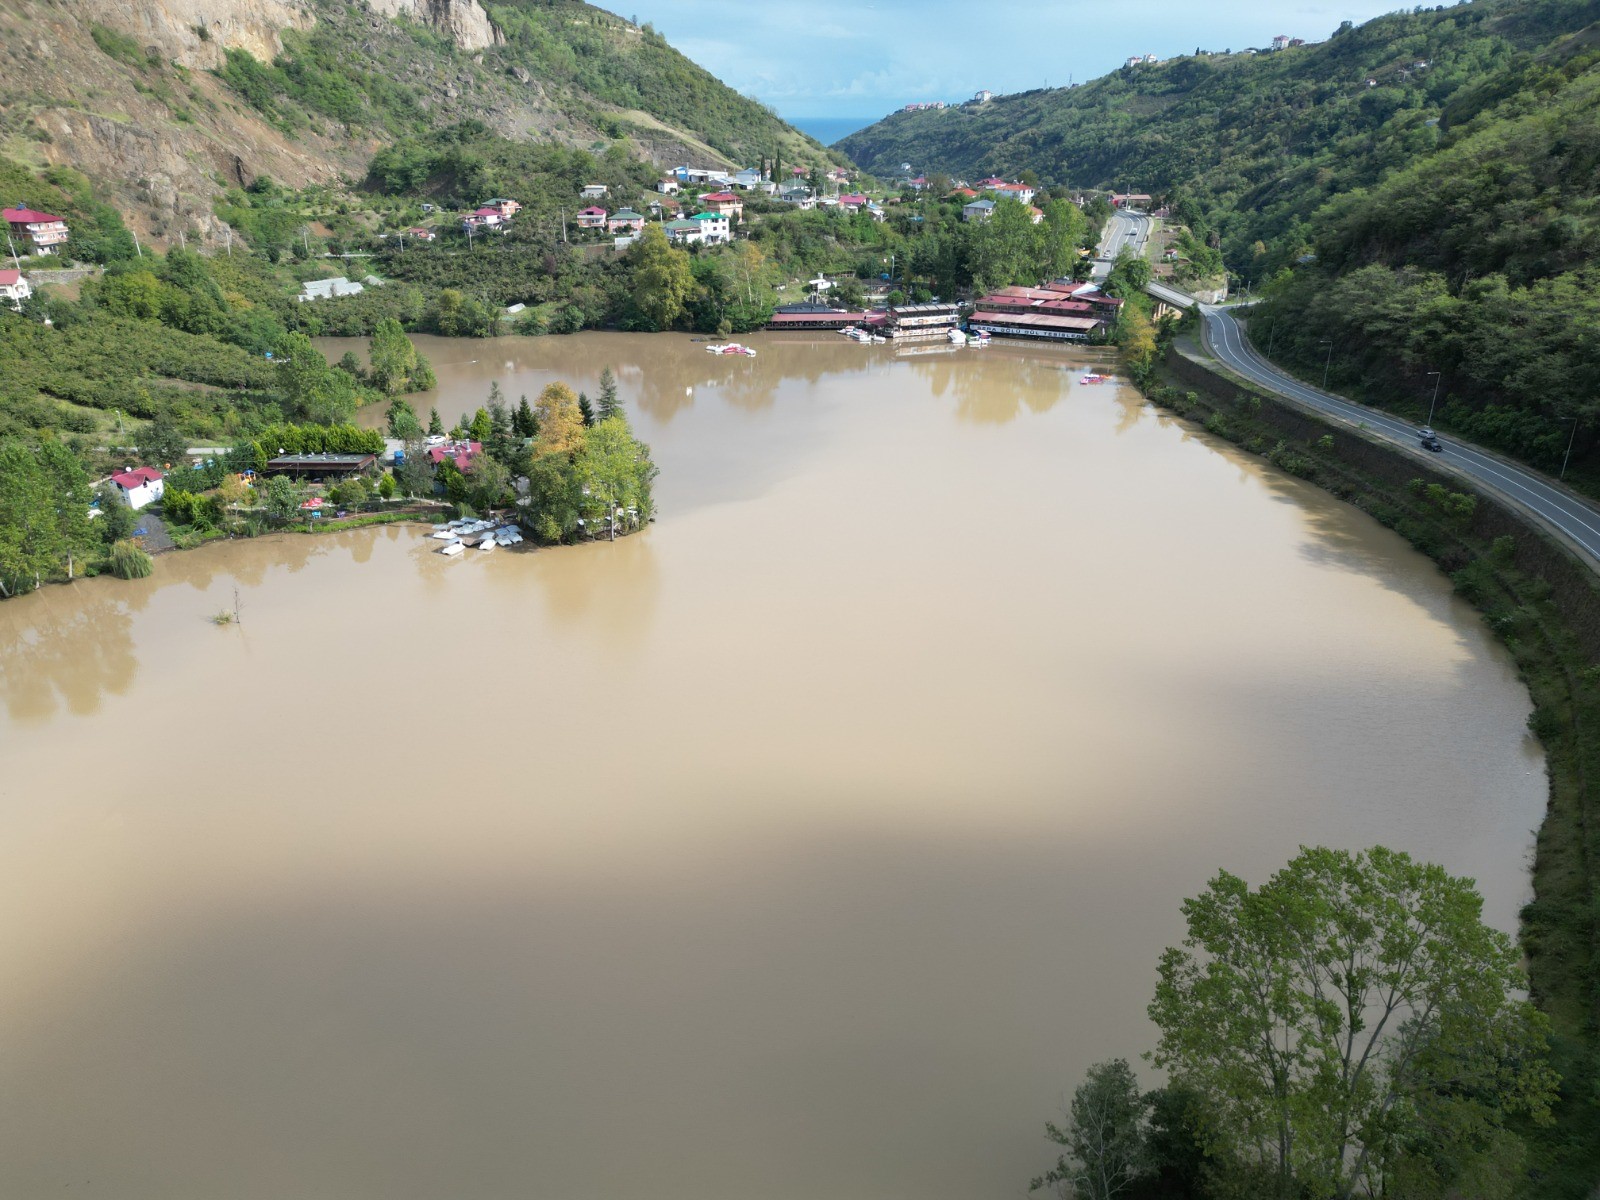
[225,228,232,257]
[1561,417,1580,481]
[1266,323,1276,358]
[1320,338,1334,390]
[179,229,186,251]
[5,231,18,270]
[560,207,568,243]
[1425,370,1442,426]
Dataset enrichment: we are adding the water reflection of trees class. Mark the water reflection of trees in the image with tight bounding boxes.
[0,533,357,724]
[0,586,139,723]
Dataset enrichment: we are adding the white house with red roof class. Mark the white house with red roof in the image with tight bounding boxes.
[993,182,1037,204]
[482,198,521,219]
[4,207,68,255]
[109,466,164,510]
[576,206,607,230]
[0,268,30,310]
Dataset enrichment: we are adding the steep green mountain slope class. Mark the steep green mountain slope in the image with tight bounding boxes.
[0,0,838,247]
[839,0,1600,267]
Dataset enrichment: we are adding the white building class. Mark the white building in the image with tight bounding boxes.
[109,467,165,510]
[1272,34,1291,50]
[298,276,366,302]
[580,183,608,199]
[0,268,31,310]
[974,89,994,103]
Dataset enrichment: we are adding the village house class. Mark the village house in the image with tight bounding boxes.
[482,198,521,219]
[1272,34,1291,50]
[405,226,436,242]
[0,268,31,310]
[671,166,720,184]
[733,167,764,189]
[647,196,682,218]
[3,207,68,255]
[426,440,482,474]
[777,185,814,209]
[973,89,994,103]
[906,175,928,191]
[866,203,887,222]
[576,206,608,230]
[1028,205,1045,225]
[1110,193,1153,209]
[471,207,504,226]
[826,168,851,186]
[697,191,744,221]
[108,467,164,510]
[962,198,996,223]
[580,183,608,200]
[663,218,704,245]
[992,182,1037,204]
[656,177,681,194]
[837,193,869,213]
[688,211,731,244]
[606,209,646,235]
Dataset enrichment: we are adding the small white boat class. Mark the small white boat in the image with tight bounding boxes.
[947,327,967,344]
[837,326,859,337]
[705,343,757,356]
[477,537,497,552]
[438,541,464,556]
[432,530,461,541]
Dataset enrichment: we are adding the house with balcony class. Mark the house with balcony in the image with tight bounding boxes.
[606,209,646,235]
[3,207,68,255]
[482,198,521,219]
[580,183,608,200]
[0,268,30,310]
[697,192,744,221]
[576,206,608,230]
[663,218,704,245]
[688,212,731,244]
[962,198,996,223]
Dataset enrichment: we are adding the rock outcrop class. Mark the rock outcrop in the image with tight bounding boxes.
[74,0,314,70]
[365,0,501,51]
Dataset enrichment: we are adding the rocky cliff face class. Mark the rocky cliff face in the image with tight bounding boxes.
[365,0,501,51]
[75,0,314,70]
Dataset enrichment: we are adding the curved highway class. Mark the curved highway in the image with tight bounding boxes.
[1200,305,1600,566]
[1092,209,1149,279]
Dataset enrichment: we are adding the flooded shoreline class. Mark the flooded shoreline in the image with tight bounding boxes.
[0,332,1546,1199]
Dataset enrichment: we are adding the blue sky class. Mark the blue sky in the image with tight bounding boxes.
[600,0,1416,120]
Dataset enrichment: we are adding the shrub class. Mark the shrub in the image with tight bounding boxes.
[108,539,153,579]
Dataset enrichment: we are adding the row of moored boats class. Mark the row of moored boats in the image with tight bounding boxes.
[431,517,524,556]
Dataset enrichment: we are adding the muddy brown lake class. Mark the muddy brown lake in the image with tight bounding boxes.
[0,332,1545,1199]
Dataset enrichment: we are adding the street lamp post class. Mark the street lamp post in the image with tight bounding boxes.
[1425,371,1443,426]
[1320,339,1334,390]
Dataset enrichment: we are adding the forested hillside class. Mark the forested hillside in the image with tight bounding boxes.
[840,0,1600,482]
[0,0,840,245]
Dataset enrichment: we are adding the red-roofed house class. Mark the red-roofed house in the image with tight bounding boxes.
[994,182,1037,204]
[0,268,30,310]
[3,207,68,255]
[698,191,744,221]
[838,193,869,212]
[948,186,979,199]
[109,467,164,510]
[576,206,608,230]
[427,440,482,474]
[483,198,521,219]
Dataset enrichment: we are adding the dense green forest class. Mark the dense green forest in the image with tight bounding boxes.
[840,0,1600,481]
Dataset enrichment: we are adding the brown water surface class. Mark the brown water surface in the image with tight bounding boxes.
[0,333,1544,1199]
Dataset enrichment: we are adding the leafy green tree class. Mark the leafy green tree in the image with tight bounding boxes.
[1149,846,1558,1200]
[38,443,96,579]
[141,418,189,467]
[1032,1059,1149,1200]
[367,317,421,395]
[95,483,137,544]
[468,407,493,445]
[464,452,512,512]
[627,224,693,330]
[378,472,396,500]
[0,439,62,597]
[575,414,657,536]
[387,397,423,440]
[262,474,300,522]
[596,367,620,421]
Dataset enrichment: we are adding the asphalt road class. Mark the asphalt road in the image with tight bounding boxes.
[1200,304,1600,566]
[1092,209,1149,279]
